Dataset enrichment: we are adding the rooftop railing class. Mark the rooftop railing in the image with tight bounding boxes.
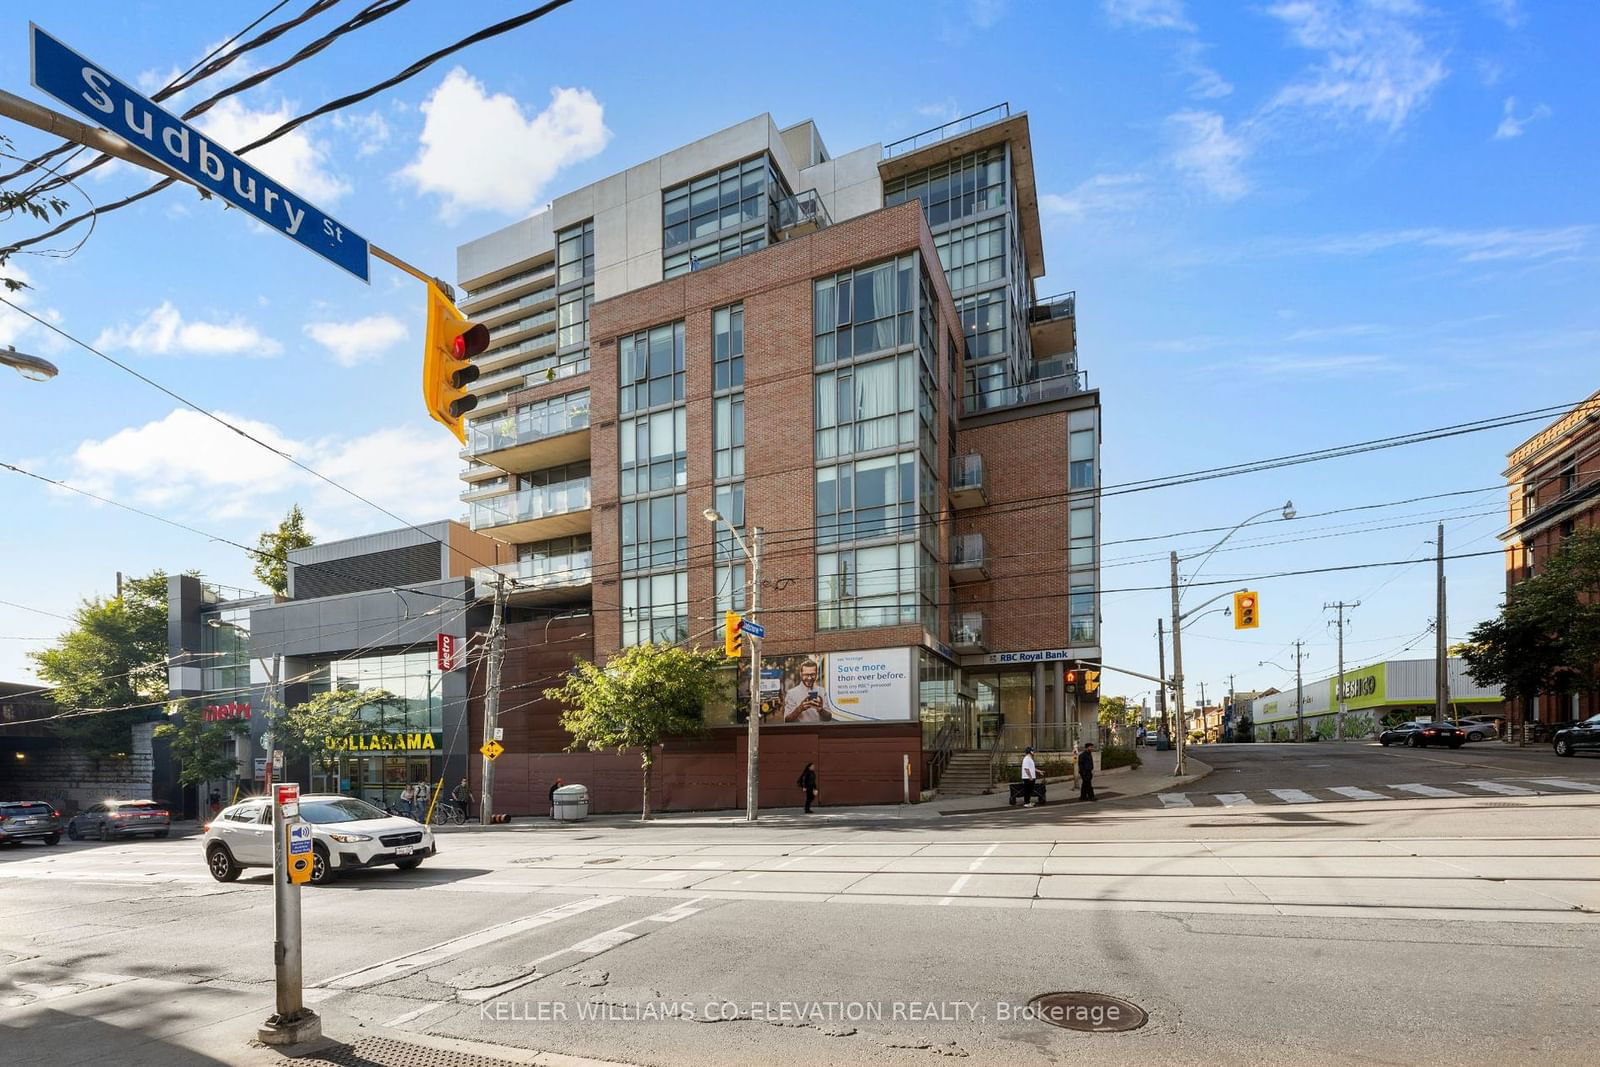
[883,103,1010,159]
[774,188,832,232]
[1029,290,1076,323]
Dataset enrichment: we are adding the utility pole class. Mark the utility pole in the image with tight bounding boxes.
[479,575,507,825]
[1435,523,1449,723]
[1325,600,1360,741]
[1227,674,1235,741]
[1169,552,1187,775]
[1155,619,1168,740]
[746,527,763,822]
[1294,639,1306,743]
[116,571,123,600]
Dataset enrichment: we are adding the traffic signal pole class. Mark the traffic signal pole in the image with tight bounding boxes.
[746,526,762,823]
[479,574,506,825]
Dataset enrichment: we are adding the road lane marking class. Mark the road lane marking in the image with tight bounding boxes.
[1390,784,1466,798]
[1214,793,1253,807]
[642,871,686,883]
[1328,787,1388,801]
[1527,778,1600,793]
[1158,793,1193,808]
[383,1002,445,1029]
[937,873,973,906]
[968,842,1000,870]
[1463,781,1538,797]
[318,895,622,990]
[1268,789,1319,804]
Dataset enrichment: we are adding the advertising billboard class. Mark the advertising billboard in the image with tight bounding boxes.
[713,648,915,726]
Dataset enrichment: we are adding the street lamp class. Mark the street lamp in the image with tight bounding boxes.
[1,345,58,382]
[1169,501,1294,775]
[704,507,763,823]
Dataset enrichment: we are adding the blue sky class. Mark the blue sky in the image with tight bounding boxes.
[1,0,1595,704]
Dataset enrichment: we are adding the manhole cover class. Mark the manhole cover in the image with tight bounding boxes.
[1026,992,1147,1033]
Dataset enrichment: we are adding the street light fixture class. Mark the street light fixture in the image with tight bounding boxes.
[1169,501,1295,775]
[1,345,58,382]
[704,508,763,822]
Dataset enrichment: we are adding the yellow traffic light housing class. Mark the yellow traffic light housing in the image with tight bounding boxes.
[1085,670,1100,694]
[724,612,745,658]
[422,280,489,443]
[1233,591,1259,629]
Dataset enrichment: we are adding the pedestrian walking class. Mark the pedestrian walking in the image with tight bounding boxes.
[207,789,222,818]
[400,782,419,820]
[1078,743,1097,802]
[797,762,818,813]
[548,777,564,818]
[452,778,472,821]
[1020,746,1038,807]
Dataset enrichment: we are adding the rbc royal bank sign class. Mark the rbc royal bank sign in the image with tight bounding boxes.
[29,24,370,281]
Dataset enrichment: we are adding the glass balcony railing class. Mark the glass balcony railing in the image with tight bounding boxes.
[1028,290,1076,324]
[483,329,558,363]
[487,306,556,341]
[466,392,589,455]
[884,103,1010,159]
[462,262,556,307]
[951,533,987,576]
[951,454,985,496]
[468,479,591,532]
[952,611,988,650]
[474,285,556,323]
[472,552,593,597]
[774,189,831,233]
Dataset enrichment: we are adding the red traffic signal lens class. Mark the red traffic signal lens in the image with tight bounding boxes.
[452,323,490,361]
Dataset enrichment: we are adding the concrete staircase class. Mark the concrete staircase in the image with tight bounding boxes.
[937,752,995,796]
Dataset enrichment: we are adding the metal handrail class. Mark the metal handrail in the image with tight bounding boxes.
[1029,291,1076,322]
[884,103,1011,159]
[925,717,960,792]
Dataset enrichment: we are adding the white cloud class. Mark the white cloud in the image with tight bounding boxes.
[400,69,610,219]
[1103,0,1194,31]
[1493,96,1550,139]
[1297,225,1590,262]
[1040,172,1150,221]
[1247,353,1393,376]
[1475,57,1505,88]
[1481,0,1524,28]
[1266,0,1448,131]
[194,97,350,203]
[304,315,409,367]
[1282,323,1385,342]
[1167,110,1250,200]
[0,266,67,356]
[332,110,392,158]
[93,301,281,357]
[966,0,1009,30]
[68,408,463,528]
[1176,39,1234,98]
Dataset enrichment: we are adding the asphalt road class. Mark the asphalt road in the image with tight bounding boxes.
[2,741,1597,1067]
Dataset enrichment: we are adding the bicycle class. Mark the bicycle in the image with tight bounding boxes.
[427,801,467,826]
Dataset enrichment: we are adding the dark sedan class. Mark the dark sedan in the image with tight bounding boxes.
[0,801,63,846]
[66,799,171,840]
[1553,714,1600,757]
[1379,721,1465,748]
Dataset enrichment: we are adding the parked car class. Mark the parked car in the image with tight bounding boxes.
[1454,719,1499,742]
[1553,714,1600,757]
[202,794,436,885]
[0,801,63,846]
[65,799,171,840]
[1378,721,1465,748]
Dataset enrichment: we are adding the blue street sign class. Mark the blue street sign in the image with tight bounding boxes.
[29,24,370,282]
[740,619,765,639]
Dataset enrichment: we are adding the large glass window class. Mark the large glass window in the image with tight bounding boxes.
[712,482,747,616]
[622,571,688,647]
[814,353,918,459]
[957,289,1007,362]
[619,322,685,414]
[663,228,768,279]
[815,453,918,546]
[713,304,744,391]
[619,407,687,495]
[620,493,687,572]
[662,156,783,272]
[306,649,442,736]
[814,256,916,366]
[1069,427,1096,490]
[1070,505,1095,568]
[558,285,593,349]
[1070,583,1096,643]
[934,217,1006,293]
[883,146,1007,228]
[817,542,935,631]
[557,220,594,285]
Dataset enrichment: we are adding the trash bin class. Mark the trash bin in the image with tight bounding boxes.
[552,784,589,822]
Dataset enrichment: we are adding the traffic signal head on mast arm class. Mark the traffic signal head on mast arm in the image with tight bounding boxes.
[724,612,745,658]
[1233,591,1259,629]
[422,280,489,443]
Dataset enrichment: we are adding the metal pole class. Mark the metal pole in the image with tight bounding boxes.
[1295,640,1305,743]
[1156,619,1167,739]
[480,576,506,824]
[1435,524,1449,723]
[260,787,317,1044]
[746,527,763,822]
[1170,552,1187,775]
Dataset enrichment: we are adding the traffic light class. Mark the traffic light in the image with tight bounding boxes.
[1085,670,1100,694]
[1233,590,1259,629]
[724,612,745,658]
[422,279,490,443]
[1065,669,1079,687]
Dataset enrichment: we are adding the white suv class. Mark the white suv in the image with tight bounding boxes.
[203,794,436,885]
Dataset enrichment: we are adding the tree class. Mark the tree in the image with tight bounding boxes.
[551,643,722,821]
[271,688,402,778]
[252,504,315,597]
[155,700,248,814]
[1,134,70,293]
[29,571,170,759]
[1461,528,1600,707]
[1097,695,1140,728]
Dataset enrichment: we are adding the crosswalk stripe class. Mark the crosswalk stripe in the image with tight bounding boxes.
[1462,780,1538,797]
[1327,786,1388,801]
[1157,793,1193,808]
[1214,793,1253,807]
[1267,789,1319,804]
[1526,778,1600,793]
[1391,783,1466,797]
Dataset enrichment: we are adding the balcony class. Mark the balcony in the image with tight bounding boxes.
[774,189,831,238]
[467,478,591,543]
[472,552,593,604]
[964,362,1089,415]
[486,306,556,343]
[884,103,1010,159]
[952,611,988,652]
[1028,290,1077,358]
[461,262,556,311]
[950,454,987,509]
[464,392,590,474]
[950,533,988,583]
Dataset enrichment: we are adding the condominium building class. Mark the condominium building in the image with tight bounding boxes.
[453,105,1101,811]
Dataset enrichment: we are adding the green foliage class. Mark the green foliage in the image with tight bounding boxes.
[154,701,247,785]
[996,758,1074,782]
[28,571,169,759]
[1097,695,1140,727]
[1462,528,1600,700]
[1100,744,1140,770]
[551,643,722,820]
[273,688,402,772]
[1,135,70,292]
[252,504,315,596]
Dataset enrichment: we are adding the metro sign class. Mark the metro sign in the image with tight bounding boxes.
[202,701,250,722]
